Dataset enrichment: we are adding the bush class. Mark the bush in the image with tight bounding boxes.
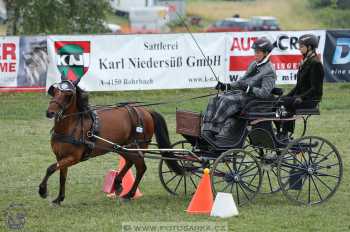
[7,0,110,35]
[318,7,350,28]
[309,0,332,8]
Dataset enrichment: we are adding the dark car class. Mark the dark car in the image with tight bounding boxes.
[205,18,250,32]
[250,16,280,31]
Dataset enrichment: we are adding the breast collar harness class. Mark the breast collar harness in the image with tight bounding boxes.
[51,109,100,162]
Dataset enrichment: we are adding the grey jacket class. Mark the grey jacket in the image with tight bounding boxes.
[230,60,277,99]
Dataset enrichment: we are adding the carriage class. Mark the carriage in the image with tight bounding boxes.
[157,88,343,206]
[42,81,343,207]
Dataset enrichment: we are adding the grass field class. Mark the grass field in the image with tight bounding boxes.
[0,83,349,232]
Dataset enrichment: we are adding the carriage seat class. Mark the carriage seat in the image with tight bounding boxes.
[239,87,284,119]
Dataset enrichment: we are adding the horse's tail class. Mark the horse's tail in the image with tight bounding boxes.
[150,111,184,175]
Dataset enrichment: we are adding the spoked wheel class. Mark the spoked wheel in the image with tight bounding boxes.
[211,149,262,206]
[277,136,343,205]
[245,127,282,194]
[159,140,208,196]
[249,147,283,194]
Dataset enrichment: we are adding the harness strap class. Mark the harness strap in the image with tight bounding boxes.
[125,105,150,146]
[133,106,146,142]
[52,133,85,146]
[51,111,100,161]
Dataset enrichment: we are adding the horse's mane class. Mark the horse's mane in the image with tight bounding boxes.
[76,86,90,111]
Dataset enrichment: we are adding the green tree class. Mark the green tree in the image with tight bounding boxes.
[5,0,109,35]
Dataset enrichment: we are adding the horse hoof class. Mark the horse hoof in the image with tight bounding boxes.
[51,199,61,206]
[38,186,48,199]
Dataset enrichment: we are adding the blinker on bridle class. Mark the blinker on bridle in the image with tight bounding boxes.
[48,80,76,120]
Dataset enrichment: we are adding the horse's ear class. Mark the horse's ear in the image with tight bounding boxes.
[48,85,55,97]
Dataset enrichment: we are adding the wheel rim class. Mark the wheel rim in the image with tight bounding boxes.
[159,141,204,196]
[278,136,343,205]
[211,149,262,206]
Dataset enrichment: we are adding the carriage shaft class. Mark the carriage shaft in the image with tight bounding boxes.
[90,134,202,161]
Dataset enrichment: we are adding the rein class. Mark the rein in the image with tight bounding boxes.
[59,91,218,119]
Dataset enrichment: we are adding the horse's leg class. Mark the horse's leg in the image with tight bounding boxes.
[52,167,67,205]
[114,155,133,196]
[51,156,80,205]
[39,163,58,198]
[121,154,147,200]
[39,155,80,204]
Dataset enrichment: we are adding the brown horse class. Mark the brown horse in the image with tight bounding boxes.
[39,80,180,205]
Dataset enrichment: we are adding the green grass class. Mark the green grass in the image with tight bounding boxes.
[0,83,350,232]
[186,0,328,31]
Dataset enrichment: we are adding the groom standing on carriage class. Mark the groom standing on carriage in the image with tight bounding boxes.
[201,37,277,145]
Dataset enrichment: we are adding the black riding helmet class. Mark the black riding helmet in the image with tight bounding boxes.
[252,37,274,53]
[298,34,319,50]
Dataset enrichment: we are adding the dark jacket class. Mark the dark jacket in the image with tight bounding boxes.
[287,54,324,101]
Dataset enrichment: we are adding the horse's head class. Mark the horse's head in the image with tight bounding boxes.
[46,80,77,119]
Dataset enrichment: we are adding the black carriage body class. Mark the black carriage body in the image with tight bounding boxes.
[163,97,342,206]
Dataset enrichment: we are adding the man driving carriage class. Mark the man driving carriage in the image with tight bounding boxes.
[276,33,324,138]
[201,37,277,145]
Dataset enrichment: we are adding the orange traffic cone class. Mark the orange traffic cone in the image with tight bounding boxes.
[186,168,214,215]
[105,157,143,199]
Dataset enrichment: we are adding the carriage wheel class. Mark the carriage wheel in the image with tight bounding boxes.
[248,147,282,194]
[211,149,262,206]
[277,136,343,205]
[245,128,283,194]
[159,140,206,196]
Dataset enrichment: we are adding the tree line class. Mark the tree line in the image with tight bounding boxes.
[5,0,109,35]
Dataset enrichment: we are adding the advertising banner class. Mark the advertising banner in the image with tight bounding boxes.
[0,36,48,92]
[323,30,350,82]
[0,36,19,91]
[46,33,227,91]
[1,30,348,93]
[226,30,326,84]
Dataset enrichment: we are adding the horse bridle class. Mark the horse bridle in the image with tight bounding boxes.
[48,81,76,121]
